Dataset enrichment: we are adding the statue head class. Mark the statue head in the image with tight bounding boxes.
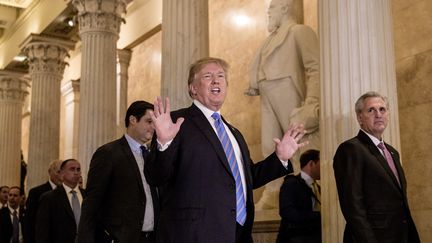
[267,0,299,33]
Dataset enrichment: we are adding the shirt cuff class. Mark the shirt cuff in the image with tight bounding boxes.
[280,159,289,169]
[157,139,173,151]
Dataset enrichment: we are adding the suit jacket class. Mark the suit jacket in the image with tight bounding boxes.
[76,136,159,243]
[0,206,26,243]
[333,130,420,243]
[24,181,53,243]
[277,174,321,243]
[35,185,85,243]
[144,104,291,243]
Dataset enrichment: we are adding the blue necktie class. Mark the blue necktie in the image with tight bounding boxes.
[211,112,246,225]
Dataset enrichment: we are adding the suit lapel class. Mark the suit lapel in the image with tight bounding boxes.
[58,186,75,221]
[357,131,403,191]
[119,137,145,194]
[187,105,233,176]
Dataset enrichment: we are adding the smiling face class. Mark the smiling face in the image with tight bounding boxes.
[357,97,389,139]
[189,62,228,111]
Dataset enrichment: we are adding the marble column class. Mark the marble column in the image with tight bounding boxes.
[117,48,132,137]
[21,34,75,189]
[161,0,209,110]
[319,0,399,242]
[61,79,80,159]
[72,0,128,178]
[0,71,29,186]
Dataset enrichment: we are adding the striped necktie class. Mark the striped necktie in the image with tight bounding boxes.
[211,112,246,225]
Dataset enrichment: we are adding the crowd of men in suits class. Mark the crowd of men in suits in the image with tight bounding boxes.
[0,58,421,243]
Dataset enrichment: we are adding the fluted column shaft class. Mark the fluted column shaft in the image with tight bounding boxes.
[61,79,80,159]
[319,0,399,242]
[73,0,127,178]
[22,35,75,189]
[0,71,29,186]
[117,49,131,137]
[161,0,209,110]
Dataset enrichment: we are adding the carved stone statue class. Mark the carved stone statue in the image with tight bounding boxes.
[246,0,320,209]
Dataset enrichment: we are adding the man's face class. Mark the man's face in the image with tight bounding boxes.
[357,97,389,139]
[0,187,9,204]
[61,160,81,188]
[8,188,21,209]
[311,160,320,180]
[189,62,228,111]
[129,109,155,144]
[267,0,286,33]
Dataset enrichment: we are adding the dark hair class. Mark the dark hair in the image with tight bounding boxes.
[9,186,23,196]
[0,185,9,190]
[60,159,77,170]
[187,57,230,97]
[299,149,320,169]
[125,100,154,127]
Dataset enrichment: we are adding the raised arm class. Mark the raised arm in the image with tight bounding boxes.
[274,123,308,161]
[149,97,184,145]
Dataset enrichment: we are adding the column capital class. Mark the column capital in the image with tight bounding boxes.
[72,0,128,35]
[117,48,132,65]
[0,70,30,103]
[20,34,76,76]
[61,79,80,97]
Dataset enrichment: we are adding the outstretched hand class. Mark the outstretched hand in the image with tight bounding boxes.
[274,123,308,161]
[149,97,184,145]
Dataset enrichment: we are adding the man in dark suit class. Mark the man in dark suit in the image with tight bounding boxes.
[277,149,321,243]
[0,186,9,208]
[0,186,25,243]
[145,57,307,243]
[77,101,159,243]
[24,160,62,243]
[333,91,420,243]
[35,159,84,243]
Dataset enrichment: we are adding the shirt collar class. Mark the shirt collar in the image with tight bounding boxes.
[8,205,19,214]
[300,170,314,187]
[361,129,384,146]
[62,183,79,194]
[48,179,57,189]
[193,99,220,119]
[125,133,145,153]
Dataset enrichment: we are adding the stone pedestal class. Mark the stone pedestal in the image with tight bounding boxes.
[161,0,209,110]
[72,0,128,178]
[61,79,80,159]
[117,48,132,137]
[319,0,399,242]
[21,34,75,189]
[0,71,29,186]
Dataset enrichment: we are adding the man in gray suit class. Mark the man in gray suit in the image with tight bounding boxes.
[246,0,320,209]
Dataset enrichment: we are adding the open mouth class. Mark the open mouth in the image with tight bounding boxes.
[211,87,221,94]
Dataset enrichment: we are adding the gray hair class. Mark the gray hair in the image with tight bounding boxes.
[355,91,389,114]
